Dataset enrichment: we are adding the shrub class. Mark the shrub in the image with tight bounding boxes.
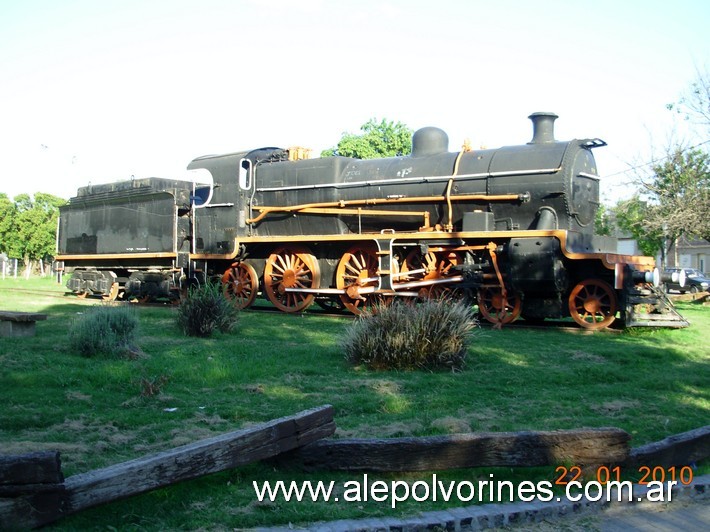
[176,281,239,337]
[68,304,140,357]
[342,298,477,371]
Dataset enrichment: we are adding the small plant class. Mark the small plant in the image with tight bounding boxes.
[139,374,171,397]
[341,298,477,371]
[68,304,140,357]
[176,281,239,337]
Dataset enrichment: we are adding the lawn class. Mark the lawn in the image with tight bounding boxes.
[0,277,708,529]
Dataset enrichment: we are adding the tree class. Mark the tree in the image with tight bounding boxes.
[321,118,413,159]
[614,147,710,266]
[0,193,20,258]
[613,195,665,258]
[0,193,66,276]
[649,147,710,242]
[614,71,710,265]
[594,206,613,236]
[667,67,710,134]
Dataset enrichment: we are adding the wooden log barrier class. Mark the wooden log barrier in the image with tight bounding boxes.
[3,419,708,529]
[0,450,63,486]
[283,427,631,472]
[64,405,335,513]
[624,425,710,468]
[0,451,65,528]
[0,405,335,528]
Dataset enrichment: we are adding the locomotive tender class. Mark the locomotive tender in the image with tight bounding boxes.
[56,112,686,329]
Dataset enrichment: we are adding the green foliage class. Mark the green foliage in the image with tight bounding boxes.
[321,118,413,159]
[594,206,612,236]
[649,147,710,242]
[68,304,140,357]
[342,299,477,371]
[0,192,66,261]
[176,281,239,337]
[613,196,665,257]
[0,193,18,257]
[615,147,710,261]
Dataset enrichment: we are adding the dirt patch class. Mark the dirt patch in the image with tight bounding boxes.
[349,378,403,395]
[169,425,225,447]
[430,416,471,434]
[590,399,640,416]
[335,420,424,438]
[65,390,92,401]
[570,350,607,364]
[0,440,90,457]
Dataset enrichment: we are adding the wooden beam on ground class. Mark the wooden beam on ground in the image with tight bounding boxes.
[0,451,65,528]
[62,405,334,516]
[284,427,631,472]
[624,425,710,468]
[1,406,335,528]
[0,488,67,529]
[0,451,63,485]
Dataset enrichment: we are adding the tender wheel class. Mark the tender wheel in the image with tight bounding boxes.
[336,245,380,315]
[263,246,320,312]
[221,262,259,310]
[130,295,153,304]
[477,287,521,325]
[102,282,120,302]
[568,279,617,330]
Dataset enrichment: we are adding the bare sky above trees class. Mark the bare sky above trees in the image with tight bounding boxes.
[1,0,708,201]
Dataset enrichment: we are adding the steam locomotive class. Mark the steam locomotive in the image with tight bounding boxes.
[56,112,687,329]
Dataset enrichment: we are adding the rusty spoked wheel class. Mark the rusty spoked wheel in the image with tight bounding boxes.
[336,245,380,315]
[399,250,461,297]
[264,246,320,312]
[477,286,522,325]
[221,262,259,310]
[101,282,120,302]
[568,279,617,330]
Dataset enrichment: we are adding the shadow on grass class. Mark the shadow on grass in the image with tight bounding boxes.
[1,288,708,529]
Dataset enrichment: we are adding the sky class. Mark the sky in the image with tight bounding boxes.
[1,0,708,204]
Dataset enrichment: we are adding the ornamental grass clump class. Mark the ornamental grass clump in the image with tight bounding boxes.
[68,304,140,357]
[176,281,239,337]
[342,298,477,371]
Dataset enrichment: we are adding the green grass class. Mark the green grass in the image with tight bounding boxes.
[0,277,708,529]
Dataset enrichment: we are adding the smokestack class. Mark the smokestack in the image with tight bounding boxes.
[528,112,558,144]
